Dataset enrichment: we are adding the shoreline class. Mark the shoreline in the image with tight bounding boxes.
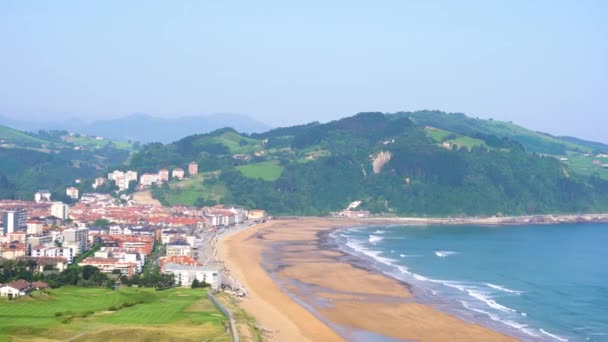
[338,212,608,226]
[218,218,519,341]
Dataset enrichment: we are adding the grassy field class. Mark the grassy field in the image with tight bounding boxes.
[236,162,284,181]
[61,135,136,151]
[0,287,229,342]
[562,153,608,180]
[210,131,263,154]
[425,126,487,151]
[165,173,229,206]
[0,125,49,145]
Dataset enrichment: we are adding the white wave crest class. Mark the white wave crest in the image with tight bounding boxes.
[540,329,569,341]
[487,283,523,295]
[345,238,394,267]
[374,230,385,234]
[465,289,517,314]
[434,250,458,257]
[460,301,540,338]
[368,235,384,244]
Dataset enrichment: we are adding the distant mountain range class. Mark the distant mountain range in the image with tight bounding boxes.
[0,113,271,143]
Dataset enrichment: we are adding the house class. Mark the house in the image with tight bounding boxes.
[0,279,34,298]
[34,190,52,203]
[247,209,267,222]
[158,169,170,183]
[188,162,199,176]
[32,281,50,290]
[166,241,192,257]
[66,187,79,200]
[172,168,185,180]
[162,263,222,290]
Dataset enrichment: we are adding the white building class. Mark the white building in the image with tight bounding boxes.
[63,227,89,255]
[140,173,160,187]
[34,190,52,203]
[92,177,106,189]
[163,263,222,290]
[2,210,26,235]
[108,170,138,191]
[172,168,185,180]
[31,246,75,264]
[166,242,192,257]
[158,169,170,183]
[51,202,69,220]
[66,187,79,200]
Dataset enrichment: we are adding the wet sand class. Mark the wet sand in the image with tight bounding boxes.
[218,218,517,341]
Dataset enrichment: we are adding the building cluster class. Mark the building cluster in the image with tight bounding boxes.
[0,201,89,270]
[79,234,154,277]
[1,195,265,292]
[63,162,200,199]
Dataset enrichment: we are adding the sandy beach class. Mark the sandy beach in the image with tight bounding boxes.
[218,217,518,341]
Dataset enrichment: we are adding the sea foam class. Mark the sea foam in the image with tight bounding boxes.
[540,329,569,341]
[487,283,523,295]
[368,235,384,244]
[434,250,458,257]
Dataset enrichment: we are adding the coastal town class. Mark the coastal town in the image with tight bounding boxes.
[0,163,267,300]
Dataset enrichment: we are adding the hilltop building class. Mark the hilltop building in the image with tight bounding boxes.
[66,187,79,200]
[172,168,185,180]
[139,173,160,188]
[92,177,106,189]
[158,169,169,183]
[188,162,199,176]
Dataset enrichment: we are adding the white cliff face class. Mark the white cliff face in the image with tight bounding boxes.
[371,151,392,174]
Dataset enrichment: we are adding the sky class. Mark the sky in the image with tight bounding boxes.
[0,1,607,141]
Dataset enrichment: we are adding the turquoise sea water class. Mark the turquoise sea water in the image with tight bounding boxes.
[333,224,608,341]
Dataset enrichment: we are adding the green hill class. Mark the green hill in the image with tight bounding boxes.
[129,111,608,216]
[0,126,138,200]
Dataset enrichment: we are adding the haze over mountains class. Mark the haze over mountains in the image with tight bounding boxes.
[0,113,271,143]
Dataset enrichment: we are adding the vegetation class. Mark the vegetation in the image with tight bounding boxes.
[0,287,229,342]
[125,111,608,216]
[0,126,138,200]
[236,161,284,181]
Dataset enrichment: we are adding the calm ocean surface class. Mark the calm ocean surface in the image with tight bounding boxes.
[332,223,608,341]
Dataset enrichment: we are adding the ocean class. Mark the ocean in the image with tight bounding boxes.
[332,223,608,341]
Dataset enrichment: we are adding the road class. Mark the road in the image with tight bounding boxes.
[195,222,256,294]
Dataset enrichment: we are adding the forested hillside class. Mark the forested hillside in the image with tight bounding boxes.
[0,125,137,200]
[129,111,608,216]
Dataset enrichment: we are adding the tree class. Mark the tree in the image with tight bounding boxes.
[191,278,200,289]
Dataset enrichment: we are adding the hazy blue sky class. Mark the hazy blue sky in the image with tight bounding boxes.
[1,1,607,141]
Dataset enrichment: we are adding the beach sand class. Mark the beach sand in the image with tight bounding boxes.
[218,218,517,341]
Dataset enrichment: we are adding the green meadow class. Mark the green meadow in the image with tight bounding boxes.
[0,287,229,342]
[236,161,284,181]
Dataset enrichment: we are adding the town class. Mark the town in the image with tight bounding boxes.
[0,162,267,299]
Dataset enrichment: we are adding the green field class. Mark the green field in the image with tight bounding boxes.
[425,126,487,151]
[61,135,136,151]
[210,131,263,154]
[0,287,229,342]
[561,153,608,180]
[236,161,284,181]
[0,125,49,145]
[165,172,229,206]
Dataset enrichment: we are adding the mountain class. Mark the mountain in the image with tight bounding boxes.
[128,111,608,216]
[0,124,137,201]
[0,113,272,143]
